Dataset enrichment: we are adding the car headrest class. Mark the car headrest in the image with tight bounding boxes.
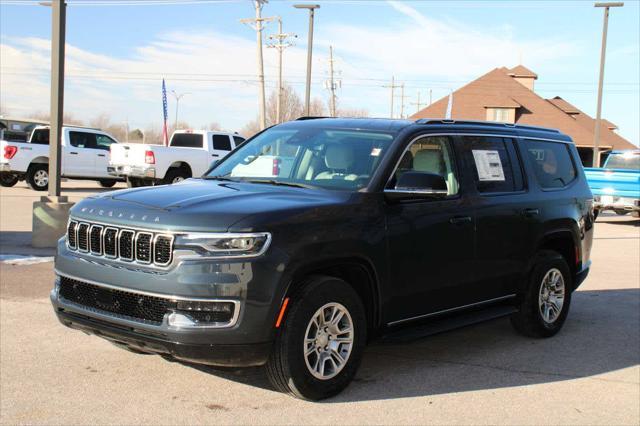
[413,149,445,175]
[325,145,354,170]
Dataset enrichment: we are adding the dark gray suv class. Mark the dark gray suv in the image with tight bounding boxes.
[52,118,593,400]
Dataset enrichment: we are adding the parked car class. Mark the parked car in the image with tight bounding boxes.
[52,118,593,400]
[0,126,121,190]
[584,150,640,218]
[108,130,245,187]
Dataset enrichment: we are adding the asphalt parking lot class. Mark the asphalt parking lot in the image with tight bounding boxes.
[1,181,639,425]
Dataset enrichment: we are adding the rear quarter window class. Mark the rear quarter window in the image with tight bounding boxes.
[171,134,203,148]
[524,139,577,189]
[212,135,232,151]
[30,129,50,145]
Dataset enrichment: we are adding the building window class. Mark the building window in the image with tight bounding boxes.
[491,108,511,122]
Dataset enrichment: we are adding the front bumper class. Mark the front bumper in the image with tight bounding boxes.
[54,306,270,366]
[108,165,156,179]
[593,195,640,212]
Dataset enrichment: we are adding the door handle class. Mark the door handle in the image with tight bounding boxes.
[522,208,540,217]
[97,154,106,157]
[449,216,472,225]
[211,154,219,157]
[69,152,78,155]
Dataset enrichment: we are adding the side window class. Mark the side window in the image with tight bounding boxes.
[391,136,459,196]
[69,131,97,149]
[464,136,523,193]
[212,135,232,151]
[31,129,50,145]
[525,139,577,189]
[233,136,245,146]
[95,134,116,151]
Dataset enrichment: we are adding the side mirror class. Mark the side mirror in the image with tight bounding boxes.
[386,171,448,200]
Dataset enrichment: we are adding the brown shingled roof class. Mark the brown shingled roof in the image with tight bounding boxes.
[410,67,635,151]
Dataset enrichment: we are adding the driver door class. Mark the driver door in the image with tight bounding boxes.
[384,135,476,324]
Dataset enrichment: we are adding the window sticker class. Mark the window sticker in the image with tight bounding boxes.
[472,150,505,181]
[370,147,381,157]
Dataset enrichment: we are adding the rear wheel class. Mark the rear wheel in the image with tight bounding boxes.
[0,174,19,187]
[266,276,366,400]
[26,164,49,191]
[163,168,190,185]
[126,177,141,188]
[510,250,572,338]
[99,179,117,188]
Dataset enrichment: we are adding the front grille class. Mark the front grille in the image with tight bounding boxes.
[90,225,103,255]
[67,221,78,249]
[77,223,90,252]
[66,220,173,267]
[59,276,172,324]
[135,232,152,263]
[119,230,135,261]
[104,228,118,258]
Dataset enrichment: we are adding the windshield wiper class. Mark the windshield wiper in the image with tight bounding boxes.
[243,179,315,189]
[203,175,237,182]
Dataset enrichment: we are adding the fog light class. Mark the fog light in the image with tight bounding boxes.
[168,301,236,328]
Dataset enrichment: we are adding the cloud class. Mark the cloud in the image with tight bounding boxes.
[1,1,583,131]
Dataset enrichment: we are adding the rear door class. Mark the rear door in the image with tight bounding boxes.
[461,135,533,299]
[211,134,233,161]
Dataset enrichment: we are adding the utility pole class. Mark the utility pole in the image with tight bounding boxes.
[411,91,425,114]
[241,0,275,130]
[325,45,341,117]
[592,2,623,167]
[48,0,66,198]
[399,83,406,119]
[170,90,190,130]
[294,4,320,116]
[383,76,401,119]
[267,17,296,124]
[429,88,433,106]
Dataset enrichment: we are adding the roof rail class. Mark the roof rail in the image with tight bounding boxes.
[414,118,561,133]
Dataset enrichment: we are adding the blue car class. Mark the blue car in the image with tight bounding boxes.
[584,150,640,218]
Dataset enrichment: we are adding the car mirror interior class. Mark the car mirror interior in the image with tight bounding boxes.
[386,171,448,201]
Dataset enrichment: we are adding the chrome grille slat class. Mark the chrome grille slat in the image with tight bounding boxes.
[66,220,173,267]
[89,225,103,255]
[77,223,90,252]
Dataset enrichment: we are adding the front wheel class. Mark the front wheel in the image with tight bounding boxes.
[510,250,572,338]
[0,174,19,187]
[266,276,367,400]
[26,164,49,191]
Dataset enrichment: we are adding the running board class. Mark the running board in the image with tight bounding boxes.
[380,305,518,344]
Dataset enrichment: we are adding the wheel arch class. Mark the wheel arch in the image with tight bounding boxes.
[535,229,579,284]
[167,161,192,176]
[30,156,49,166]
[284,256,382,339]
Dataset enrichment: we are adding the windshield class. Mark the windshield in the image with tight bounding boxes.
[206,126,396,190]
[605,152,640,170]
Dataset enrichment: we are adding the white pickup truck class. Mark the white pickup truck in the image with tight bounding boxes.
[108,130,245,187]
[0,126,121,191]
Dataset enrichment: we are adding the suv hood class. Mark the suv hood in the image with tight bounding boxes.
[70,179,351,232]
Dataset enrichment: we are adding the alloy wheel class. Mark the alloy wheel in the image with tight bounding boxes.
[538,268,565,324]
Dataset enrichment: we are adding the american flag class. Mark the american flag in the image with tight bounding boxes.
[161,78,169,146]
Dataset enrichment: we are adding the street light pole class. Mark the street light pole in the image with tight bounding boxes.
[170,90,190,130]
[592,2,623,167]
[294,4,320,116]
[48,0,66,197]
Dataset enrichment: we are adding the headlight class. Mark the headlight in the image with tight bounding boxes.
[175,232,271,258]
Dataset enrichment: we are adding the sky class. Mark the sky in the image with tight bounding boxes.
[1,0,639,145]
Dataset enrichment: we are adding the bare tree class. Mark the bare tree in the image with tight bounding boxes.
[208,122,222,131]
[336,107,369,118]
[27,111,84,126]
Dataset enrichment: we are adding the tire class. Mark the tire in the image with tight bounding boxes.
[0,174,19,187]
[266,276,367,400]
[163,168,190,185]
[99,179,117,188]
[126,177,141,188]
[614,209,629,216]
[26,164,49,191]
[510,250,572,338]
